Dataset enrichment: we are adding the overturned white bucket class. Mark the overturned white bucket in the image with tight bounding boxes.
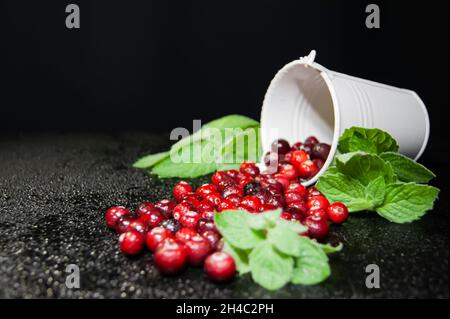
[260,50,430,186]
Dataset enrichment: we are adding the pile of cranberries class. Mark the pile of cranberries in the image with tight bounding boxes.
[105,136,348,282]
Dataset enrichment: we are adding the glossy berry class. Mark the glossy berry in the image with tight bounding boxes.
[201,210,215,222]
[304,136,319,146]
[173,202,196,220]
[284,190,306,204]
[127,219,148,235]
[197,201,215,214]
[154,199,176,218]
[286,182,308,197]
[204,252,236,282]
[201,230,221,250]
[119,230,145,255]
[135,202,155,218]
[153,238,187,274]
[204,193,222,208]
[218,199,236,212]
[304,216,329,240]
[307,195,330,211]
[116,215,133,234]
[211,171,230,186]
[222,185,244,198]
[197,219,218,234]
[277,163,299,181]
[181,193,203,207]
[298,160,319,179]
[287,200,308,217]
[239,161,260,177]
[161,219,182,235]
[185,235,212,266]
[196,184,218,198]
[237,174,253,188]
[307,186,322,197]
[225,169,239,180]
[144,210,166,228]
[240,196,263,212]
[307,208,328,220]
[312,143,331,160]
[255,189,272,204]
[105,206,131,229]
[280,212,292,220]
[271,139,291,155]
[290,150,309,167]
[313,158,325,171]
[244,181,262,196]
[327,202,349,224]
[175,227,198,244]
[146,227,173,252]
[273,174,290,190]
[173,181,193,202]
[225,194,242,207]
[179,210,201,228]
[291,142,303,151]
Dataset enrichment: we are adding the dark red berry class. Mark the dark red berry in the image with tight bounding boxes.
[211,171,230,186]
[225,169,239,180]
[173,202,196,220]
[255,189,273,204]
[197,201,215,214]
[175,227,198,244]
[304,136,319,147]
[161,219,182,234]
[222,185,244,198]
[154,199,177,218]
[239,196,263,212]
[135,202,155,218]
[267,195,285,208]
[304,216,329,240]
[290,150,309,167]
[116,215,133,234]
[105,206,131,229]
[271,139,291,155]
[218,199,236,212]
[291,142,303,151]
[145,227,173,252]
[307,195,330,211]
[286,182,308,197]
[153,238,187,274]
[244,181,262,196]
[204,192,222,208]
[284,190,306,204]
[273,174,290,190]
[307,186,322,197]
[237,174,253,188]
[119,230,145,255]
[173,181,193,202]
[185,235,212,266]
[197,218,218,234]
[201,210,215,221]
[277,163,299,181]
[327,202,349,224]
[127,219,148,235]
[307,208,328,220]
[179,210,201,228]
[313,158,325,170]
[144,210,166,228]
[181,193,203,207]
[201,230,221,250]
[204,252,236,282]
[239,161,260,177]
[298,160,319,179]
[263,151,282,167]
[312,143,331,161]
[300,144,313,157]
[225,194,242,207]
[280,212,292,220]
[259,176,283,193]
[287,200,308,216]
[196,184,218,198]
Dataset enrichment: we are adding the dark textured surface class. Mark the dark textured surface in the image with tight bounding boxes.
[0,132,448,299]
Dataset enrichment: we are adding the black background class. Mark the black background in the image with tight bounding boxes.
[1,1,448,160]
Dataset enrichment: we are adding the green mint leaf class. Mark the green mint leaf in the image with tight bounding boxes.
[275,219,308,234]
[335,152,397,186]
[218,126,262,166]
[376,183,440,223]
[214,210,264,250]
[379,152,436,183]
[249,242,294,290]
[312,241,343,254]
[133,151,170,169]
[365,176,386,207]
[245,209,282,230]
[291,237,331,285]
[338,127,399,155]
[316,172,374,212]
[267,224,304,257]
[223,241,250,275]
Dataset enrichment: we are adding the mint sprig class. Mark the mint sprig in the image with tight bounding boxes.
[317,127,439,223]
[215,209,341,290]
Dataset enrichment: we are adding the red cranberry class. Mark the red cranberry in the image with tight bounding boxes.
[222,185,244,198]
[304,136,319,147]
[173,202,196,220]
[135,202,156,218]
[259,176,283,193]
[327,202,349,224]
[313,158,325,171]
[291,142,303,151]
[307,208,328,220]
[284,190,306,204]
[204,193,222,208]
[290,150,309,167]
[105,206,131,229]
[144,210,166,228]
[153,238,187,274]
[262,203,277,211]
[201,210,215,221]
[307,195,330,211]
[197,219,218,234]
[155,199,176,218]
[239,161,260,177]
[287,201,308,216]
[146,227,173,252]
[286,182,308,197]
[237,174,253,188]
[267,195,285,208]
[280,212,292,220]
[304,216,329,240]
[255,189,272,204]
[115,215,133,234]
[173,181,193,202]
[225,194,242,207]
[119,230,145,255]
[212,171,230,186]
[308,186,322,197]
[197,201,214,212]
[185,235,212,266]
[127,219,148,235]
[300,144,313,157]
[312,143,331,160]
[273,174,290,190]
[161,219,182,234]
[181,193,203,206]
[271,139,291,155]
[196,184,218,198]
[175,227,198,244]
[179,210,201,228]
[277,163,299,180]
[283,151,294,163]
[204,252,236,282]
[243,181,262,196]
[298,160,319,179]
[201,230,221,251]
[240,196,263,212]
[218,199,236,211]
[225,169,239,180]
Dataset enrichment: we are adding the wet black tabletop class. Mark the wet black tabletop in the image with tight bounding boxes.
[0,132,448,298]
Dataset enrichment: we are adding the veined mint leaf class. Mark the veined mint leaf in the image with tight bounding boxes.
[338,127,399,155]
[267,224,304,257]
[312,241,344,254]
[376,183,440,223]
[379,152,436,183]
[133,151,170,169]
[316,172,374,212]
[223,241,250,275]
[291,237,331,285]
[245,209,282,230]
[335,152,397,186]
[365,176,386,207]
[275,219,308,234]
[214,210,264,250]
[249,242,294,291]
